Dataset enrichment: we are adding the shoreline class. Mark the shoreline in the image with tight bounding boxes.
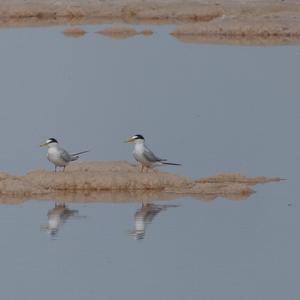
[0,1,299,45]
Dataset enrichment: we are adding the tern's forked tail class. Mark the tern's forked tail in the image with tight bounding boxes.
[72,150,90,156]
[71,150,90,161]
[161,162,181,166]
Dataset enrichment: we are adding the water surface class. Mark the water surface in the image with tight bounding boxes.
[0,25,299,300]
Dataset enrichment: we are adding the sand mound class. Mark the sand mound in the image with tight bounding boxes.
[0,161,282,203]
[25,161,191,191]
[96,25,153,39]
[63,27,86,38]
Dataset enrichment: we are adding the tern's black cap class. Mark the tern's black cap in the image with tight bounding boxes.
[132,134,144,140]
[47,138,58,144]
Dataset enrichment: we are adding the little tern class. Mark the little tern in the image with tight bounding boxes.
[125,134,181,172]
[40,138,89,172]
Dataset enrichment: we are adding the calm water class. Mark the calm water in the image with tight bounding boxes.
[0,25,299,300]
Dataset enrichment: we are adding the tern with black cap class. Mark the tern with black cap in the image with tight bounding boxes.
[125,134,181,172]
[40,138,89,172]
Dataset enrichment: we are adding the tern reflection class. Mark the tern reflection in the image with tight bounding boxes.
[129,202,179,240]
[41,203,82,236]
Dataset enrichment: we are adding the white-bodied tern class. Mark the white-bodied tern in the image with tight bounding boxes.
[125,134,180,172]
[40,138,89,172]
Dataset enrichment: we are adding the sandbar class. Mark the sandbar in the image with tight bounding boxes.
[0,161,282,204]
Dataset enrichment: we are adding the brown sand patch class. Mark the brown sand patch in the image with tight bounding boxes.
[171,34,300,46]
[0,1,223,25]
[96,25,153,39]
[0,1,299,45]
[196,173,282,185]
[140,29,154,36]
[171,12,300,45]
[63,27,86,38]
[0,161,283,204]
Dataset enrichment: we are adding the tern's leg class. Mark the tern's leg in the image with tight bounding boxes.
[147,166,153,173]
[63,166,66,172]
[55,166,57,172]
[140,163,144,173]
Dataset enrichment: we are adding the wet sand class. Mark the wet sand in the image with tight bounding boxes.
[0,1,299,44]
[96,25,153,40]
[171,13,300,45]
[0,161,282,204]
[63,27,86,38]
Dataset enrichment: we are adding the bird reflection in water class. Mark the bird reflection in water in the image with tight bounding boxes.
[41,203,82,236]
[129,203,179,240]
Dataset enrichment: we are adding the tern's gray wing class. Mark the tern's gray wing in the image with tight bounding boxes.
[59,148,73,163]
[143,146,166,163]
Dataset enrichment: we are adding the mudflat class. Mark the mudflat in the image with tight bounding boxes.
[0,161,282,203]
[0,1,299,44]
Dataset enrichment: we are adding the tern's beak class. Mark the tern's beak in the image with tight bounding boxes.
[39,143,47,147]
[124,137,134,143]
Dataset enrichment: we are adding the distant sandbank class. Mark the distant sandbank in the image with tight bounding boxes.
[0,1,299,44]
